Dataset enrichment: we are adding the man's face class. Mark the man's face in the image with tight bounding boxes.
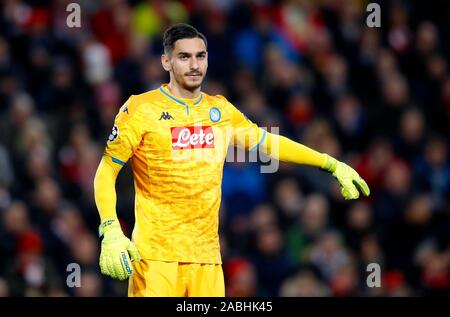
[162,38,208,91]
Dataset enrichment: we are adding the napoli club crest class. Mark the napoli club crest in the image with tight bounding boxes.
[209,107,221,123]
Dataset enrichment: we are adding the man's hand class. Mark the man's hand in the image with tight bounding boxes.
[99,219,141,280]
[322,154,370,200]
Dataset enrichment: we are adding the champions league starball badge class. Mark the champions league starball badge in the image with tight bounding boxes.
[108,125,119,142]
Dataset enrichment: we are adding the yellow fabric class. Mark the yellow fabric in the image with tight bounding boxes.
[100,84,264,264]
[260,132,328,168]
[128,259,224,297]
[93,156,122,221]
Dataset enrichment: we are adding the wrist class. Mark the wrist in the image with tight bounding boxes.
[321,154,338,173]
[99,218,121,237]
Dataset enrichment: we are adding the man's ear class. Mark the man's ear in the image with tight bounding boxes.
[161,54,171,72]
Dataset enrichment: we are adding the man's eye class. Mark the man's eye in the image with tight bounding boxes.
[180,56,188,60]
[198,55,205,60]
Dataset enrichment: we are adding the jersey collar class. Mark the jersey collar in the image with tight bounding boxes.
[159,84,203,107]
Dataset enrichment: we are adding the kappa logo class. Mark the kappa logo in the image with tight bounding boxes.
[171,126,214,150]
[119,101,129,114]
[159,111,174,120]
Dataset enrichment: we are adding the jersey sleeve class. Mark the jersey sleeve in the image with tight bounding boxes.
[223,97,266,151]
[103,95,146,166]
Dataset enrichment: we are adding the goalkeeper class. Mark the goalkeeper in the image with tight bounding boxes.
[93,23,369,296]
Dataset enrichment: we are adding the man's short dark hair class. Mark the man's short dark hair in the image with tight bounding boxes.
[163,23,207,54]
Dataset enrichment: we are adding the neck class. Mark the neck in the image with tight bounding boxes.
[168,81,201,99]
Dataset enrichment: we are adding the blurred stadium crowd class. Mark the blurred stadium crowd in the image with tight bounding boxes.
[0,0,449,297]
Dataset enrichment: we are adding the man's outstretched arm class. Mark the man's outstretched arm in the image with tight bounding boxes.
[94,155,141,280]
[258,132,370,200]
[227,97,370,200]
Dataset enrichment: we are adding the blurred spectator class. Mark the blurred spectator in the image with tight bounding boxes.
[0,92,36,153]
[80,36,112,85]
[58,122,102,202]
[413,136,450,210]
[375,159,412,226]
[91,0,132,65]
[414,240,450,296]
[273,177,304,223]
[344,201,375,252]
[249,204,278,232]
[131,0,188,39]
[2,229,63,296]
[395,107,426,161]
[359,234,385,269]
[387,2,412,55]
[286,193,330,265]
[280,270,330,297]
[331,94,368,152]
[0,201,32,269]
[329,261,359,296]
[309,231,352,282]
[277,0,325,54]
[384,194,434,274]
[224,257,258,297]
[234,5,298,73]
[251,224,296,296]
[383,270,415,297]
[356,138,395,195]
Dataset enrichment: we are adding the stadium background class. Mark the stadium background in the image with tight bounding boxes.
[0,0,449,297]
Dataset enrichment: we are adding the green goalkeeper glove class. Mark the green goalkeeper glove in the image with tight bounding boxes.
[99,219,141,280]
[321,154,370,200]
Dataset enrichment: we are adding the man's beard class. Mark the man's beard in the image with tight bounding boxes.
[182,80,202,91]
[175,70,204,91]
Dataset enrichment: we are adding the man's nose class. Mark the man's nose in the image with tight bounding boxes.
[190,57,199,69]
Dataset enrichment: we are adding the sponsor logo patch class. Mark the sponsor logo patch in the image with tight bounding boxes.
[171,126,214,150]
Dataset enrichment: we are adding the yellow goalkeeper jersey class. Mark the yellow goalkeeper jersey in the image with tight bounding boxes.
[104,84,265,264]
